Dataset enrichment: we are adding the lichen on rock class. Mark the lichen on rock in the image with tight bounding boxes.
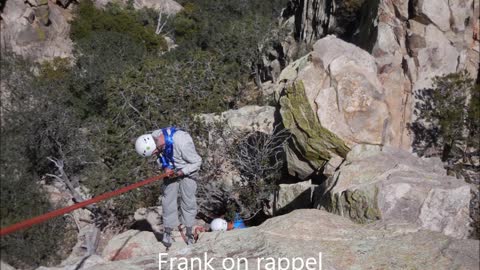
[279,80,350,177]
[322,185,382,224]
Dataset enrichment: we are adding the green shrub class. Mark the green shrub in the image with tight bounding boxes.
[0,173,77,269]
[0,53,78,269]
[70,0,166,52]
[467,83,480,150]
[410,71,476,162]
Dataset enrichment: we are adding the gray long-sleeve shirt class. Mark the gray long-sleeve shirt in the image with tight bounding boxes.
[152,129,202,176]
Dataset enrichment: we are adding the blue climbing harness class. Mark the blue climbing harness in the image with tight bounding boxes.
[158,127,177,170]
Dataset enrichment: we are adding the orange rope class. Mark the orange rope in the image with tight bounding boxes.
[0,173,168,236]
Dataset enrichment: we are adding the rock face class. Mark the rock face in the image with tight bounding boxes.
[272,0,479,155]
[133,207,163,233]
[65,210,479,270]
[274,180,315,215]
[277,36,398,178]
[372,0,479,147]
[291,0,378,45]
[200,105,276,135]
[316,144,473,239]
[279,79,350,179]
[0,0,73,62]
[102,230,166,261]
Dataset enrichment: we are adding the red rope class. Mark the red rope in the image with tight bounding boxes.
[0,173,168,237]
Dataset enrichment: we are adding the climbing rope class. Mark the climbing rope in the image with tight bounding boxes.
[0,173,168,236]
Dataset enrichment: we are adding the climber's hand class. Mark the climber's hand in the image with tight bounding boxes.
[164,168,175,178]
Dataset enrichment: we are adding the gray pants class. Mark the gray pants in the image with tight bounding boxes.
[161,176,197,228]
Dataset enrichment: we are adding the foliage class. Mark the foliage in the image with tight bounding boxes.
[190,120,290,222]
[171,0,288,95]
[335,0,366,16]
[230,126,290,219]
[70,0,166,52]
[73,31,147,117]
[410,71,476,163]
[0,53,78,269]
[467,83,480,150]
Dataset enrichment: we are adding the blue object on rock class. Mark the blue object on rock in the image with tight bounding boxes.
[233,213,246,229]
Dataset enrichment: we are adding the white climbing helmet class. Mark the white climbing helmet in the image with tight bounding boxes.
[210,218,228,231]
[135,134,157,157]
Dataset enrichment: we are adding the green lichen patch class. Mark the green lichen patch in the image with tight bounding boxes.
[280,81,350,170]
[321,185,382,224]
[35,26,47,41]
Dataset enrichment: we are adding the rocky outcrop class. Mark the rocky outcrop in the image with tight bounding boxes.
[290,0,379,45]
[0,0,183,62]
[279,79,350,179]
[316,144,473,239]
[50,209,480,270]
[285,0,480,85]
[371,0,479,149]
[274,180,315,215]
[133,207,163,233]
[0,0,73,62]
[200,105,276,135]
[270,0,479,155]
[277,36,403,178]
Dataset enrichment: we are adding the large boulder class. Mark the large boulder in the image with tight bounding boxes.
[312,37,390,146]
[316,144,473,239]
[77,209,479,270]
[274,0,479,154]
[277,35,398,179]
[279,80,349,179]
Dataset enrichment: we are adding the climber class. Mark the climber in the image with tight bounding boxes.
[135,127,202,247]
[211,213,247,231]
